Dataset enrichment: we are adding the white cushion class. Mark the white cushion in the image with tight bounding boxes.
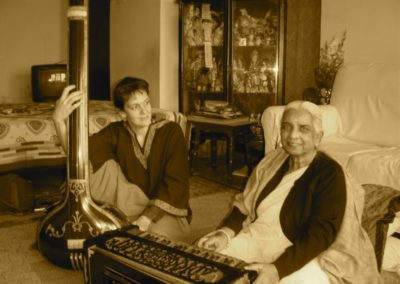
[319,105,343,137]
[319,137,382,167]
[346,147,400,190]
[331,63,400,147]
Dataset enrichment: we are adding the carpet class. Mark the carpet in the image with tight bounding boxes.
[0,222,84,284]
[1,176,399,283]
[0,176,237,283]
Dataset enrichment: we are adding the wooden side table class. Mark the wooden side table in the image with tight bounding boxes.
[187,115,257,179]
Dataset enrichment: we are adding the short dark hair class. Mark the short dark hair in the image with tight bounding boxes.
[113,77,149,110]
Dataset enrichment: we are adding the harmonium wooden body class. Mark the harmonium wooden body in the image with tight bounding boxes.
[83,228,257,283]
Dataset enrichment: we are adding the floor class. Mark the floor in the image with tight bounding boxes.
[1,192,399,283]
[1,159,400,283]
[190,143,261,190]
[0,216,85,283]
[0,176,237,284]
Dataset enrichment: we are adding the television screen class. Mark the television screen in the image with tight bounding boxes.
[31,64,67,102]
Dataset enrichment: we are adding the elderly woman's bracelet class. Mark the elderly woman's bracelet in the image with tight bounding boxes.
[215,229,232,247]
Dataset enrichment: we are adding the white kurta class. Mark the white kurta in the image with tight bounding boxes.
[221,166,330,283]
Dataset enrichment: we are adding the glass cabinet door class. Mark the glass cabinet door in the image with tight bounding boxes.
[179,0,284,116]
[230,0,281,117]
[179,0,227,114]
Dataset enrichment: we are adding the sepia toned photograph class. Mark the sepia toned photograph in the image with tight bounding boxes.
[0,0,399,283]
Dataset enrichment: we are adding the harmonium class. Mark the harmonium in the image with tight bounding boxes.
[83,227,257,283]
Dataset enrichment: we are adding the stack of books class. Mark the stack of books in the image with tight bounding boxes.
[194,100,244,119]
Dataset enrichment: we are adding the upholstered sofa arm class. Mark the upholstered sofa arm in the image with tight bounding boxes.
[152,108,187,137]
[361,184,400,270]
[261,104,343,153]
[152,108,190,149]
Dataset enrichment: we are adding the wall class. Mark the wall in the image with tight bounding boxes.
[110,0,160,106]
[0,0,180,108]
[321,0,400,64]
[159,0,179,111]
[0,0,67,104]
[110,0,179,110]
[1,0,399,104]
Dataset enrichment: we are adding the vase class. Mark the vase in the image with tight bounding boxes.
[319,88,332,104]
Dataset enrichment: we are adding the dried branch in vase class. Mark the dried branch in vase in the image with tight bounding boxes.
[312,30,346,104]
[315,31,346,91]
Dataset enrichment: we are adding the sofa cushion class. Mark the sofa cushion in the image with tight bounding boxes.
[152,108,187,137]
[320,137,382,167]
[347,148,400,191]
[331,63,400,147]
[320,138,400,191]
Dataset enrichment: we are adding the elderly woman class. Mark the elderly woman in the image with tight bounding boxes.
[53,77,191,242]
[198,101,382,283]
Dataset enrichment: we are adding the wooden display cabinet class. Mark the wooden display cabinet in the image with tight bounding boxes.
[179,0,321,118]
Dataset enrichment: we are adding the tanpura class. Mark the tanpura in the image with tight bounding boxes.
[36,0,130,270]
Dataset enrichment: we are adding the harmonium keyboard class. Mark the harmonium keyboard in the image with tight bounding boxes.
[84,227,257,283]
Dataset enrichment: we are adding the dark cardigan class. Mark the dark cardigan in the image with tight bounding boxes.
[222,151,347,279]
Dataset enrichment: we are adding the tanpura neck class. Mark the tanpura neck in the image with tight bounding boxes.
[288,150,317,173]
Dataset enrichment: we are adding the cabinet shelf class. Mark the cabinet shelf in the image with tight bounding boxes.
[233,45,277,49]
[188,91,224,95]
[232,92,272,95]
[186,45,224,49]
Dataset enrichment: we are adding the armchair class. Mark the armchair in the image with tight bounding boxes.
[261,63,400,191]
[260,62,400,271]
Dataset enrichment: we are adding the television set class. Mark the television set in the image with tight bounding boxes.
[31,64,67,102]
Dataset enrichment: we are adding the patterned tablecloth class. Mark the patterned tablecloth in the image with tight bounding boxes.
[0,101,122,173]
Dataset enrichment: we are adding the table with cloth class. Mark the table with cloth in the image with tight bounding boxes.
[0,101,187,174]
[0,101,121,173]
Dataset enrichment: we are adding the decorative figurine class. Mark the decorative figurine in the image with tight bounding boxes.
[248,28,255,46]
[212,23,224,46]
[208,57,217,91]
[255,35,263,46]
[214,76,223,92]
[265,24,276,46]
[190,51,205,88]
[232,58,246,92]
[233,8,277,47]
[186,25,196,46]
[184,4,196,46]
[197,67,210,92]
[259,60,269,92]
[248,50,260,73]
[238,37,247,46]
[238,8,251,36]
[192,17,203,45]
